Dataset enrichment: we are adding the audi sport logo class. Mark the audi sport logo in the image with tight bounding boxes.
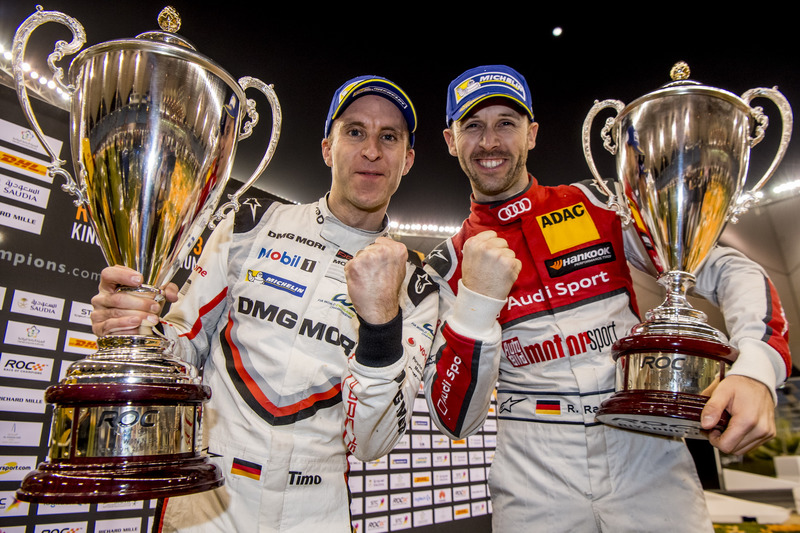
[497,198,531,221]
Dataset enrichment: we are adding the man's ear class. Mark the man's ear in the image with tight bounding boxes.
[321,137,333,168]
[528,122,539,150]
[443,127,458,157]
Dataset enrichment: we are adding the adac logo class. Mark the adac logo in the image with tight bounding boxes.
[537,202,600,254]
[497,197,531,222]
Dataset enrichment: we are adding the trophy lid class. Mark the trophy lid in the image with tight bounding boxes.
[619,61,752,117]
[67,6,241,95]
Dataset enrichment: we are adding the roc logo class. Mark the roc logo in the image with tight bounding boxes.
[537,202,599,254]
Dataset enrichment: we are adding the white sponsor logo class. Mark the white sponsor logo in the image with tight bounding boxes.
[390,512,412,530]
[365,474,388,491]
[33,521,88,533]
[12,290,64,320]
[0,421,43,446]
[497,197,531,222]
[4,320,59,351]
[0,455,37,481]
[365,494,387,512]
[94,517,142,533]
[0,386,46,413]
[1,490,31,516]
[63,329,98,355]
[364,516,388,533]
[389,472,411,490]
[0,352,53,381]
[69,301,94,325]
[0,117,63,156]
[97,500,143,511]
[412,509,433,526]
[0,201,44,234]
[37,501,89,515]
[0,175,50,208]
[390,492,411,510]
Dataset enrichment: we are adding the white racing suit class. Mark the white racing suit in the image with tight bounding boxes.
[153,196,438,532]
[423,177,791,532]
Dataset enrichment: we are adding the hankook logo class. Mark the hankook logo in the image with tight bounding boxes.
[497,198,531,222]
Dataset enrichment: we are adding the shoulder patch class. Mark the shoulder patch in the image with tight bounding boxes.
[425,242,452,278]
[407,266,438,306]
[233,196,279,234]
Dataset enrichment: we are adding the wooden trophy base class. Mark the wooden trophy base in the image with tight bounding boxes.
[597,390,730,438]
[16,453,223,503]
[597,333,737,439]
[16,382,223,503]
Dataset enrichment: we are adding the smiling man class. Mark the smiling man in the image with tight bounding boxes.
[423,65,791,532]
[91,75,438,532]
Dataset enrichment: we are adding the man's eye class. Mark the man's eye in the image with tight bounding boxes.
[347,128,363,137]
[382,133,398,142]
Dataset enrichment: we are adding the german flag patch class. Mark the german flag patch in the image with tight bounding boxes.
[231,457,262,480]
[535,399,561,415]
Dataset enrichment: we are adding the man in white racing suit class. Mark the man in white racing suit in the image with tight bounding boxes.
[92,76,438,532]
[423,65,791,532]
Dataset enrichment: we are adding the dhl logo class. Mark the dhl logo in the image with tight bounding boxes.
[68,338,97,349]
[0,150,48,175]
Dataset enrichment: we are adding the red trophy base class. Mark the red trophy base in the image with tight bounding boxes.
[597,333,737,439]
[16,454,223,504]
[16,382,224,503]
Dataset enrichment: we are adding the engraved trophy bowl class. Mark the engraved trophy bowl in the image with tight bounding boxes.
[582,62,792,438]
[11,6,281,501]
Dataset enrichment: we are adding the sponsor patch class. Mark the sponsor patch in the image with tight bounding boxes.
[246,270,306,297]
[231,457,262,480]
[545,242,616,277]
[536,202,599,254]
[535,399,561,415]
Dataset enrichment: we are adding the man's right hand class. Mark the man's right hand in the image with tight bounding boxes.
[461,230,521,300]
[90,266,179,337]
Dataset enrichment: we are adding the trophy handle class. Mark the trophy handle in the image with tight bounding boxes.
[582,99,632,224]
[11,6,88,206]
[729,87,794,222]
[209,76,283,228]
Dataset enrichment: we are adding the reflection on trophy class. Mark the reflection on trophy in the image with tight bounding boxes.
[12,6,281,502]
[583,62,792,439]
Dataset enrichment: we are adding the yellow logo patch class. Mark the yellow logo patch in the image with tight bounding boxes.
[536,202,599,253]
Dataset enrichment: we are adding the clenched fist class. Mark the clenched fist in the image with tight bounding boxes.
[345,237,408,324]
[90,265,179,337]
[461,230,521,300]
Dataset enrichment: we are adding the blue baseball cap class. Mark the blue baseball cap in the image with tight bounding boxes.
[446,65,534,125]
[324,75,417,146]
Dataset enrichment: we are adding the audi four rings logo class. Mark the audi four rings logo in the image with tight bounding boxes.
[498,198,532,221]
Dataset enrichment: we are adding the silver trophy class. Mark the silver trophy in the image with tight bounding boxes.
[582,62,792,438]
[12,6,281,501]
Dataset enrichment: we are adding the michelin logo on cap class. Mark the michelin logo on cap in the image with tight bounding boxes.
[454,71,527,104]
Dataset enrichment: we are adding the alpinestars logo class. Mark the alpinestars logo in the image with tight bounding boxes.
[545,242,616,277]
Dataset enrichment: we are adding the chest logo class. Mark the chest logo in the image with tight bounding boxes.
[537,202,600,254]
[497,197,532,222]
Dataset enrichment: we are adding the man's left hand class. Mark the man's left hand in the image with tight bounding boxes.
[701,375,776,455]
[345,237,407,324]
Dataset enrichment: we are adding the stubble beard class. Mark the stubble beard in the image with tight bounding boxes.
[461,150,528,200]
